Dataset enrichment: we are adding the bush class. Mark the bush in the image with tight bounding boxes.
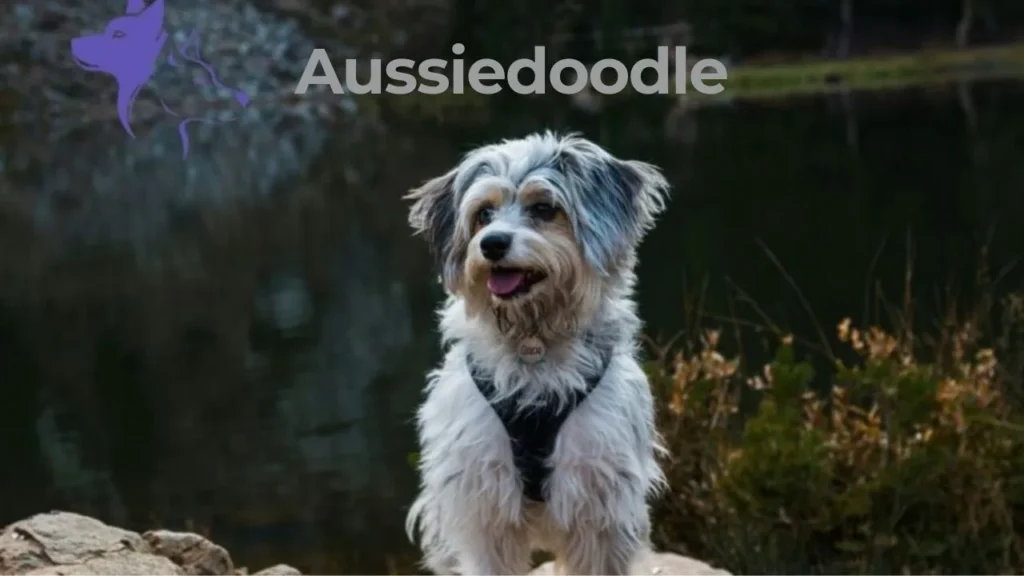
[650,293,1024,574]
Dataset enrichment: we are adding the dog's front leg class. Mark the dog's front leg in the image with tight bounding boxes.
[547,454,650,575]
[435,467,531,574]
[410,478,531,575]
[455,513,532,575]
[546,391,658,575]
[556,523,643,575]
[415,462,533,575]
[413,374,535,575]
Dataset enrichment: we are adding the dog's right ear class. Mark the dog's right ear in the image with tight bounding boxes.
[405,169,460,285]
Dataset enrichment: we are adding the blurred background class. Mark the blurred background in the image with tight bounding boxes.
[1,0,1023,573]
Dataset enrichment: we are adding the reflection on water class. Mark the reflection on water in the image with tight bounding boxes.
[1,80,1023,573]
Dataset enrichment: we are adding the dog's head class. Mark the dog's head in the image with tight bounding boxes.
[70,0,167,81]
[406,132,669,341]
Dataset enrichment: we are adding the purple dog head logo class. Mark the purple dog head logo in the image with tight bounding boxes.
[70,0,250,158]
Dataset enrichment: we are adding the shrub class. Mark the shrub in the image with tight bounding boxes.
[650,293,1024,574]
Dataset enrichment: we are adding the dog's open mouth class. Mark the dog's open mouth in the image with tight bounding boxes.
[487,267,546,299]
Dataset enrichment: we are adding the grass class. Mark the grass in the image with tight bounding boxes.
[680,43,1024,103]
[648,241,1024,574]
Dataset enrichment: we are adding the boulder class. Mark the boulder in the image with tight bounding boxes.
[0,511,301,575]
[251,566,302,575]
[1,511,727,576]
[529,550,731,575]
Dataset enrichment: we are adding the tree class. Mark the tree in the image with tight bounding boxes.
[838,0,853,57]
[956,0,974,48]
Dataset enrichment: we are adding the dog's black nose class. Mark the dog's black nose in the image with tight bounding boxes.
[480,232,512,261]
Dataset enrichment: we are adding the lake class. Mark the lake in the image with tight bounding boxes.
[1,79,1022,573]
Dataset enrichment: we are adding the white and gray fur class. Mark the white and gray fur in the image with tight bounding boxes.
[404,132,669,575]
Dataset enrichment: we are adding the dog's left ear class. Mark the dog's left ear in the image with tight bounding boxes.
[608,158,670,241]
[405,169,462,287]
[560,148,670,274]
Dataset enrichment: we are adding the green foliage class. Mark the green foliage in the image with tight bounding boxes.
[651,297,1024,574]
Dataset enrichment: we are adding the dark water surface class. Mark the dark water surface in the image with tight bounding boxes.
[1,81,1022,573]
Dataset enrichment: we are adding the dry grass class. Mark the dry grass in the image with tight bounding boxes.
[649,241,1024,574]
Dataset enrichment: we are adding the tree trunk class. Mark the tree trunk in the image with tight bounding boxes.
[838,0,853,58]
[842,88,858,153]
[956,0,974,48]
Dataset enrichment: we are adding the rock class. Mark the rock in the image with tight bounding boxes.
[252,565,302,575]
[142,530,233,575]
[0,511,301,575]
[1,0,350,256]
[529,550,731,576]
[0,512,181,575]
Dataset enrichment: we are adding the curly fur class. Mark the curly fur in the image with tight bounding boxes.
[404,132,669,575]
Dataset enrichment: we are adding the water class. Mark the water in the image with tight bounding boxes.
[1,81,1022,573]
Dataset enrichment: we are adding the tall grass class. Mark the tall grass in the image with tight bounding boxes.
[649,244,1023,574]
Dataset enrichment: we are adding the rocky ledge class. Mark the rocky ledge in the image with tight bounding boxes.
[0,511,299,575]
[1,510,730,575]
[529,552,730,575]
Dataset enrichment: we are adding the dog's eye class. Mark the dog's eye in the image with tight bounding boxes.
[476,207,494,226]
[111,30,126,38]
[528,202,557,222]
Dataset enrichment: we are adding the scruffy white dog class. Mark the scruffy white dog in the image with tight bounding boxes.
[404,132,669,575]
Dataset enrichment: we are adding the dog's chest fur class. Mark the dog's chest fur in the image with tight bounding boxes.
[466,346,611,502]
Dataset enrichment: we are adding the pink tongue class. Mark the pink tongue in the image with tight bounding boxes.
[487,270,525,295]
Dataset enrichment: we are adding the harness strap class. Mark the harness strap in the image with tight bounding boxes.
[467,348,611,503]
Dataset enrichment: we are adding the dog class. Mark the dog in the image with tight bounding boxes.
[404,132,669,575]
[70,0,250,157]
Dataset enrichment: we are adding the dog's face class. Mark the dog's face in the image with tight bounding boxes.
[459,178,593,332]
[406,132,668,339]
[70,0,166,80]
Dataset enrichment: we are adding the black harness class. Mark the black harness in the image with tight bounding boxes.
[467,349,611,503]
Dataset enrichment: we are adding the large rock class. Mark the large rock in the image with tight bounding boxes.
[0,0,350,256]
[529,550,731,576]
[0,511,301,575]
